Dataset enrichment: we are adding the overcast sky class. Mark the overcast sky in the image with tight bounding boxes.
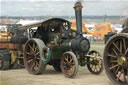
[0,0,128,16]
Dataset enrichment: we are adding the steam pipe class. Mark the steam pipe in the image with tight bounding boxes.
[74,2,83,34]
[71,2,90,53]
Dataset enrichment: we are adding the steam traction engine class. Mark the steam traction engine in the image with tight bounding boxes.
[104,17,128,85]
[0,24,27,70]
[23,2,103,78]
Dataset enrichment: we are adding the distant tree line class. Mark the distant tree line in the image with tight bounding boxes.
[0,16,126,20]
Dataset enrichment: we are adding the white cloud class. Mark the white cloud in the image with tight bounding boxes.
[1,0,128,16]
[0,1,1,16]
[1,0,128,1]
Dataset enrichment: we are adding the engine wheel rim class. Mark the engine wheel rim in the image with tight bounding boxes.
[24,40,41,74]
[104,36,128,84]
[87,51,103,74]
[61,52,78,78]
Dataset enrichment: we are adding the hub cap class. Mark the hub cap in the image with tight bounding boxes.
[117,56,126,66]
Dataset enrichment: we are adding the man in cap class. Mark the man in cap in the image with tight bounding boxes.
[121,17,128,33]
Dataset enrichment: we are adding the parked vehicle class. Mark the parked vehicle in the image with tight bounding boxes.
[103,17,128,85]
[0,24,27,70]
[22,2,103,78]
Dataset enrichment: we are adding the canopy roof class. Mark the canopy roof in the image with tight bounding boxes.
[20,18,70,30]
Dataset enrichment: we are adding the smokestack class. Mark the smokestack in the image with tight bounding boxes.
[74,2,83,34]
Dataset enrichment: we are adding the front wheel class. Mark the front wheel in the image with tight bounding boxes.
[87,50,103,74]
[60,51,79,78]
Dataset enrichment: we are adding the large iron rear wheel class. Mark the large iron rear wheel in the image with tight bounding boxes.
[61,51,79,78]
[104,33,128,85]
[24,39,46,75]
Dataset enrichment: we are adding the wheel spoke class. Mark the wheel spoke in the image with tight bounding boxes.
[28,44,34,52]
[91,65,94,71]
[69,58,73,63]
[95,65,98,72]
[110,60,117,63]
[109,64,119,70]
[65,56,69,62]
[99,60,102,64]
[63,61,66,65]
[71,65,75,71]
[63,59,67,66]
[33,42,35,50]
[115,66,120,74]
[35,61,39,67]
[120,40,122,53]
[33,43,38,53]
[93,65,95,71]
[97,65,100,72]
[30,61,35,71]
[35,52,40,56]
[108,53,117,58]
[98,64,101,70]
[113,42,120,53]
[35,55,40,60]
[68,55,71,61]
[93,65,96,72]
[93,53,96,56]
[117,69,123,81]
[89,57,94,61]
[27,59,34,64]
[125,48,128,55]
[123,38,126,50]
[90,64,93,68]
[112,48,118,56]
[32,42,34,49]
[34,46,38,52]
[36,57,40,60]
[95,53,98,57]
[26,52,31,55]
[68,68,73,75]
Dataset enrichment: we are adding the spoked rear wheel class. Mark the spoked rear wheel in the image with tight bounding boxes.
[87,50,103,74]
[61,51,79,78]
[24,39,46,75]
[104,33,128,85]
